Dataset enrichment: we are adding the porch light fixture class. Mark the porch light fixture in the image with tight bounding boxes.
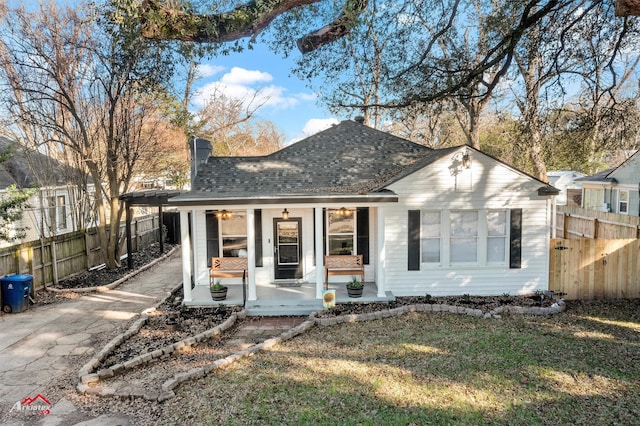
[216,209,232,220]
[453,148,472,169]
[462,148,472,169]
[337,207,352,217]
[282,208,289,220]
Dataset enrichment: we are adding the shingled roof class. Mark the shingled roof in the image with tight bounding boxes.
[173,120,447,204]
[0,136,85,189]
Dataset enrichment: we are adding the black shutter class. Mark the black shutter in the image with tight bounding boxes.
[206,212,220,266]
[357,207,370,264]
[408,210,420,271]
[509,209,522,269]
[254,209,263,267]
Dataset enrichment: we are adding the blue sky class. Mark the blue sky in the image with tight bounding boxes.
[190,43,340,144]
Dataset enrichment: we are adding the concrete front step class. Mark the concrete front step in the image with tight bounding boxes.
[245,301,322,316]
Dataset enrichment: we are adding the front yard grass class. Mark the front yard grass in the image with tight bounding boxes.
[163,300,640,425]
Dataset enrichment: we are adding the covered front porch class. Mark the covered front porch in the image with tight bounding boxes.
[176,199,395,315]
[185,281,394,316]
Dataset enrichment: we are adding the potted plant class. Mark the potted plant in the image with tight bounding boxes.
[346,277,364,298]
[210,280,228,301]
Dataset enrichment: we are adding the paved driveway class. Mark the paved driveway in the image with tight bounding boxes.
[0,250,182,425]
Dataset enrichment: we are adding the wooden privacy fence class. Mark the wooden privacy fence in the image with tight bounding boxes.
[0,214,162,290]
[554,205,640,239]
[549,238,640,300]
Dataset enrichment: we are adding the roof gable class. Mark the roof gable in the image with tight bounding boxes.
[608,149,640,183]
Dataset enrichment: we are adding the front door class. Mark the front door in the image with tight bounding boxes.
[273,218,303,280]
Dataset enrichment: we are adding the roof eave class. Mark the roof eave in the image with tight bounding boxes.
[168,192,398,207]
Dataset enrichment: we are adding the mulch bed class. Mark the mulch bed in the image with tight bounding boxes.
[54,243,177,289]
[99,288,241,367]
[320,293,557,316]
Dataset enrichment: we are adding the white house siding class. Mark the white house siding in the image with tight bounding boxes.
[0,185,78,248]
[609,155,640,216]
[384,151,552,297]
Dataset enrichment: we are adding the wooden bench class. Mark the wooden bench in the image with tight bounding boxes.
[324,255,364,289]
[210,257,247,285]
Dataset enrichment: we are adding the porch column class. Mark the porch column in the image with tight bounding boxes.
[315,207,324,299]
[246,208,257,301]
[376,206,386,297]
[191,209,199,286]
[180,210,192,302]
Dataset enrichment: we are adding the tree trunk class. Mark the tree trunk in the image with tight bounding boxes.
[615,0,640,16]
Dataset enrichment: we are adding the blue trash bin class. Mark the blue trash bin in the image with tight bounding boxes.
[1,274,32,313]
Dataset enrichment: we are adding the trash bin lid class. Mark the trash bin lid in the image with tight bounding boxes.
[1,274,33,282]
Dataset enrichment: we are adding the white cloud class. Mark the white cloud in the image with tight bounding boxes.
[288,118,340,144]
[197,64,225,78]
[221,67,272,85]
[192,67,309,112]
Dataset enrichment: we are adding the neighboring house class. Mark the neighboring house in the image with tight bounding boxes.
[546,171,585,206]
[170,120,558,312]
[577,150,640,215]
[0,137,93,247]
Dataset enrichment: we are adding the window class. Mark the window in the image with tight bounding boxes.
[487,210,507,263]
[56,196,67,229]
[220,211,247,257]
[48,196,56,230]
[327,209,355,255]
[47,195,67,231]
[421,211,441,263]
[619,190,629,214]
[414,209,516,268]
[450,211,478,262]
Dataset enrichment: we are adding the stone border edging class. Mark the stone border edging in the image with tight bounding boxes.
[157,316,317,401]
[77,281,184,381]
[76,298,566,402]
[48,246,179,294]
[313,299,566,326]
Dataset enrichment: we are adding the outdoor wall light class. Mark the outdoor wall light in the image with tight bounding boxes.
[453,148,472,169]
[462,149,472,169]
[282,208,290,220]
[337,207,352,217]
[216,209,232,220]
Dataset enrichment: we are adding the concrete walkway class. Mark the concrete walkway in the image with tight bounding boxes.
[0,250,183,425]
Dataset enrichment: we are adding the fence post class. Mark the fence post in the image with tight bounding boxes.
[51,239,59,285]
[593,218,599,239]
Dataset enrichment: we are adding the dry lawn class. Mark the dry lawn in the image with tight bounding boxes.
[158,300,640,425]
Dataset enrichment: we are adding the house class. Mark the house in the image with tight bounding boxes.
[0,136,93,247]
[577,150,640,215]
[169,120,558,314]
[546,170,585,206]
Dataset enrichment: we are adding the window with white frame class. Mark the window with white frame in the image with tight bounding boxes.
[327,208,355,255]
[450,210,478,263]
[618,190,629,214]
[417,209,515,268]
[421,211,441,263]
[57,195,67,229]
[487,210,507,263]
[47,195,67,231]
[220,211,247,257]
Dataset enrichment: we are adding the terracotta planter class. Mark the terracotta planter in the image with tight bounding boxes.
[210,286,228,301]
